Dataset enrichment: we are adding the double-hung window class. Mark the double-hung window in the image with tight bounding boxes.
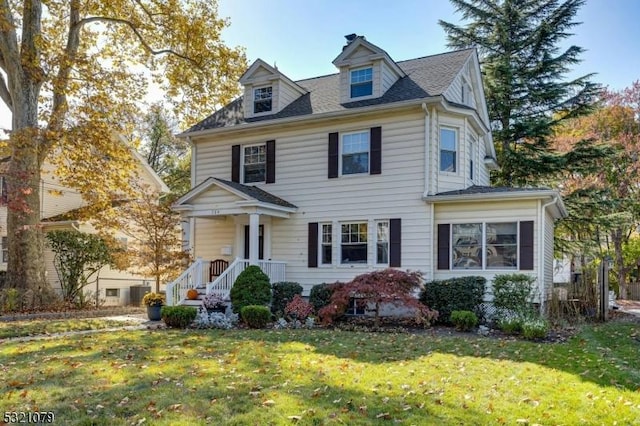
[243,144,266,183]
[320,223,332,265]
[376,221,389,264]
[1,236,7,263]
[253,86,272,113]
[440,128,457,172]
[341,222,367,264]
[342,131,369,175]
[350,67,373,98]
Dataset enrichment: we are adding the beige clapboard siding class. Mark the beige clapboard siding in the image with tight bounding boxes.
[278,80,301,110]
[193,216,236,262]
[543,208,556,300]
[381,61,398,94]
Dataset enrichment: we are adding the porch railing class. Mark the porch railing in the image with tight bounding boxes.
[207,258,287,300]
[165,258,204,306]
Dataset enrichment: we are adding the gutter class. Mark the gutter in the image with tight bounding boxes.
[423,189,561,204]
[179,97,446,139]
[40,220,81,231]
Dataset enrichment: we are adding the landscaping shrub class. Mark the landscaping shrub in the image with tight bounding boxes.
[309,282,343,312]
[420,276,485,324]
[521,318,549,340]
[241,305,271,328]
[497,316,523,334]
[230,265,271,313]
[161,306,197,328]
[193,308,238,329]
[285,294,314,320]
[492,273,537,317]
[450,310,478,331]
[271,281,303,317]
[318,269,437,327]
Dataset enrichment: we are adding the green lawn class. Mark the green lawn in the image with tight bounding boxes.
[1,322,639,425]
[0,318,140,339]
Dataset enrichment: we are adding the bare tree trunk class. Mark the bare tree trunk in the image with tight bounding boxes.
[611,229,628,299]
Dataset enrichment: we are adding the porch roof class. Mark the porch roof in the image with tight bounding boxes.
[173,177,297,218]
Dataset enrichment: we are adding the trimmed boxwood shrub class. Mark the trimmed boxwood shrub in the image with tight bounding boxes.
[450,310,478,331]
[230,265,271,313]
[241,305,271,328]
[420,276,485,324]
[161,306,197,328]
[271,281,303,317]
[309,282,343,312]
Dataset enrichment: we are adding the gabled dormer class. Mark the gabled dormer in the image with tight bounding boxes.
[332,34,405,104]
[239,59,307,119]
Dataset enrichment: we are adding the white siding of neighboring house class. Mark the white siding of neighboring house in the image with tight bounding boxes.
[433,199,539,301]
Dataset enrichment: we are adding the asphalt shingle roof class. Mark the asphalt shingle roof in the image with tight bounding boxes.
[433,185,553,197]
[186,48,475,133]
[214,178,297,209]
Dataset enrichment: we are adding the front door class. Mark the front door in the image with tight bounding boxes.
[244,225,264,260]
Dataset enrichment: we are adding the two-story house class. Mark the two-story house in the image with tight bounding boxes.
[169,35,566,310]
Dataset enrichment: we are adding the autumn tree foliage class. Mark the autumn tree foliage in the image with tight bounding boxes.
[551,83,640,298]
[318,269,438,327]
[0,0,246,307]
[110,187,189,293]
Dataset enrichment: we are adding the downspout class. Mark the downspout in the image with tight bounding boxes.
[539,195,559,314]
[429,202,435,282]
[187,136,196,254]
[422,103,431,196]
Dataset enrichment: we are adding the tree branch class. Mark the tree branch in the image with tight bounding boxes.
[77,16,201,67]
[0,72,12,112]
[0,0,21,80]
[43,0,81,154]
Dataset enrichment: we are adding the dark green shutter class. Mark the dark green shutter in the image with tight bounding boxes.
[266,140,276,183]
[519,221,534,270]
[328,132,339,178]
[437,224,450,270]
[308,223,318,268]
[389,218,401,267]
[231,145,240,183]
[370,126,381,175]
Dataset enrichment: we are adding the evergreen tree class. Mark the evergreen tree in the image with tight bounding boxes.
[440,0,600,185]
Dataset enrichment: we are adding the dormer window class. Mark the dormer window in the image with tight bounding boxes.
[253,86,272,113]
[350,67,373,98]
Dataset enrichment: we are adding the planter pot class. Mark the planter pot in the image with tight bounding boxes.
[147,305,163,321]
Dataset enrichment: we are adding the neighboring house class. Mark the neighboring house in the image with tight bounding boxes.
[169,35,567,310]
[0,144,169,306]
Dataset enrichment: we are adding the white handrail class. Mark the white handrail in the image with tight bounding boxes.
[207,258,286,300]
[165,258,204,306]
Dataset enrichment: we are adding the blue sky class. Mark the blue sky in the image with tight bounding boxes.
[218,0,639,90]
[1,1,638,131]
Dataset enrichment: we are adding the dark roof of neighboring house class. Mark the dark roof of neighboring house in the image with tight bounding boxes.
[434,185,554,197]
[214,178,297,209]
[186,48,475,133]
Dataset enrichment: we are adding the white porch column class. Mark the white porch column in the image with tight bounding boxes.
[249,213,260,265]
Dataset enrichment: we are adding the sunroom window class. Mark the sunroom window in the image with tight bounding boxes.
[451,222,518,270]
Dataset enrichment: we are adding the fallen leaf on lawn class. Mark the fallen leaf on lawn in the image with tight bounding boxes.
[287,415,302,421]
[376,412,391,419]
[262,399,276,407]
[168,403,182,411]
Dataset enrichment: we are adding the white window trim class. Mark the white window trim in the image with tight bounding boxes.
[340,130,370,177]
[318,222,333,267]
[439,126,459,175]
[252,85,273,116]
[375,220,390,266]
[450,221,520,271]
[349,65,375,100]
[339,221,369,266]
[241,143,266,184]
[105,288,120,298]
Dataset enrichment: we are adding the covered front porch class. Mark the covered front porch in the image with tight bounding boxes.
[167,177,297,306]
